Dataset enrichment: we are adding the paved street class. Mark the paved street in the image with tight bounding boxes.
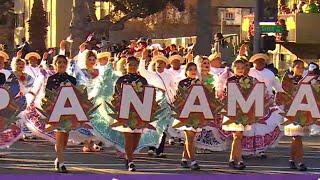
[0,136,319,175]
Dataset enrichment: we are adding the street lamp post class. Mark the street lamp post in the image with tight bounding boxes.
[254,0,264,53]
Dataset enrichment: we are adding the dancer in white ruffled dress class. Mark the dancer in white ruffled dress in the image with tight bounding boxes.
[243,53,284,157]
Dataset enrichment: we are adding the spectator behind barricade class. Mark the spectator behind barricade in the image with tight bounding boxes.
[163,46,171,57]
[88,38,100,51]
[147,38,153,46]
[58,40,70,58]
[212,33,225,54]
[212,33,235,65]
[169,44,178,56]
[97,37,109,52]
[298,0,306,13]
[134,38,148,59]
[237,44,249,61]
[128,39,138,55]
[292,3,298,13]
[276,19,288,41]
[178,46,185,56]
[18,37,31,58]
[280,4,291,14]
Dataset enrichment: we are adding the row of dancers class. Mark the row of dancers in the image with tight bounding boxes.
[0,44,319,173]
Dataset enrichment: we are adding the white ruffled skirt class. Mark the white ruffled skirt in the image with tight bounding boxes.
[195,114,231,151]
[222,107,283,155]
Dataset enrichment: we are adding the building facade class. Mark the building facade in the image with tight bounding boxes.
[13,0,255,48]
[110,0,255,43]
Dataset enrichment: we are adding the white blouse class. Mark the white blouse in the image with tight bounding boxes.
[139,60,176,104]
[25,66,41,79]
[249,68,284,94]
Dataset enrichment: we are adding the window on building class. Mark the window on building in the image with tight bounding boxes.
[225,12,235,20]
[14,13,25,28]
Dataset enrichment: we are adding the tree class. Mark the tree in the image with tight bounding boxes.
[28,0,48,52]
[0,0,14,55]
[194,0,213,55]
[70,0,185,54]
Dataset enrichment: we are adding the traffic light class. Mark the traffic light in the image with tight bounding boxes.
[263,0,278,22]
[262,35,276,51]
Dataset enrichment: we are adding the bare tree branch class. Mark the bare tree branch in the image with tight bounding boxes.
[85,10,138,33]
[115,10,140,24]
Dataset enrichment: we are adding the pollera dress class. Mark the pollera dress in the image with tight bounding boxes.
[222,76,254,133]
[112,73,149,133]
[24,68,53,142]
[230,68,283,155]
[283,74,311,137]
[91,71,172,152]
[24,72,77,143]
[0,72,28,148]
[223,74,283,155]
[69,67,102,144]
[172,78,203,133]
[12,72,35,137]
[195,73,230,151]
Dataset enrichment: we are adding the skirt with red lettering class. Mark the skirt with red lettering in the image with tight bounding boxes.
[24,104,97,145]
[241,107,283,155]
[24,105,56,143]
[222,106,283,155]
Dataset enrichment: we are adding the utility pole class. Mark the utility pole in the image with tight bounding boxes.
[254,0,264,53]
